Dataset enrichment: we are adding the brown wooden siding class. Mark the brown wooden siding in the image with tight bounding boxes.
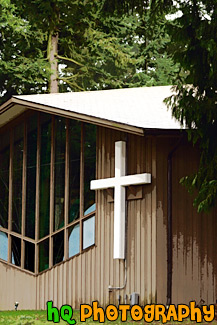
[156,137,217,305]
[0,262,36,310]
[1,125,216,310]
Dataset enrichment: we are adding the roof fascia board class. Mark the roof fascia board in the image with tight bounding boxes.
[6,97,144,136]
[143,128,186,136]
[0,98,14,114]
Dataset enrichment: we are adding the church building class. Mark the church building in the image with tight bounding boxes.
[0,86,216,310]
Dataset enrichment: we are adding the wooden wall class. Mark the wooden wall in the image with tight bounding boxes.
[156,137,217,305]
[1,126,216,310]
[0,262,36,310]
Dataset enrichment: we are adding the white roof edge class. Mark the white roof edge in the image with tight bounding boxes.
[1,86,183,131]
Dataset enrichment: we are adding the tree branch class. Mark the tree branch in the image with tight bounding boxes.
[56,54,84,67]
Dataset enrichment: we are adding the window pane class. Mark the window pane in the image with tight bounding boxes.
[0,231,8,261]
[11,235,21,266]
[68,120,80,223]
[12,124,24,234]
[0,133,10,229]
[68,224,80,257]
[84,124,96,215]
[54,117,66,231]
[39,238,49,272]
[39,114,51,239]
[84,203,96,216]
[26,115,37,239]
[53,231,64,265]
[83,216,95,249]
[24,241,35,272]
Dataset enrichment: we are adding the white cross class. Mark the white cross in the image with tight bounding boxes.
[91,141,151,259]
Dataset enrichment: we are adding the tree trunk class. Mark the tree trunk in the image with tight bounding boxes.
[48,32,59,93]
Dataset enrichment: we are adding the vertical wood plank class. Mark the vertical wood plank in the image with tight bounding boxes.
[101,127,105,304]
[91,247,95,303]
[58,264,63,308]
[80,123,84,252]
[77,255,82,307]
[109,128,114,304]
[146,136,152,303]
[72,258,76,307]
[95,127,102,302]
[135,136,141,294]
[151,136,157,302]
[104,127,110,304]
[86,251,91,303]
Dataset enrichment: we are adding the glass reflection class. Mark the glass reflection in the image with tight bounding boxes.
[12,124,24,234]
[83,216,95,249]
[11,235,21,266]
[53,231,64,265]
[84,124,96,214]
[69,224,80,257]
[26,115,37,239]
[39,114,51,239]
[0,133,10,229]
[54,117,66,231]
[25,241,35,272]
[68,120,81,223]
[0,231,8,261]
[39,238,49,272]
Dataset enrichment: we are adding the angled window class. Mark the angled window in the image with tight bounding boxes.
[68,224,80,258]
[12,124,24,234]
[24,240,35,272]
[11,235,21,267]
[0,232,8,261]
[0,111,96,273]
[54,117,66,231]
[0,133,9,229]
[39,238,49,272]
[39,114,51,239]
[25,115,37,239]
[53,230,64,265]
[83,215,95,250]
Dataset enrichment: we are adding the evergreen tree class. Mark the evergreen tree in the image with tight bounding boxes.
[104,0,217,212]
[0,0,177,101]
[164,1,217,212]
[0,0,49,102]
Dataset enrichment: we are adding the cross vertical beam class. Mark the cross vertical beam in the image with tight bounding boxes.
[114,141,126,259]
[90,141,151,259]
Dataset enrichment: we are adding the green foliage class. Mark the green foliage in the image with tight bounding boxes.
[0,0,49,103]
[0,310,66,324]
[58,4,178,91]
[0,0,177,100]
[164,1,217,212]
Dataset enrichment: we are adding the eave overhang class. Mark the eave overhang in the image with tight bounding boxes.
[0,97,144,136]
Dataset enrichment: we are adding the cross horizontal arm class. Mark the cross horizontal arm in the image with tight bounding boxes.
[90,173,151,190]
[90,177,116,190]
[119,173,151,186]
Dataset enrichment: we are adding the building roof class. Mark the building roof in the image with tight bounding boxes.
[0,86,183,135]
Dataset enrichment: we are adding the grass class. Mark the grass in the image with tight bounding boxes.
[0,310,64,324]
[0,309,216,324]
